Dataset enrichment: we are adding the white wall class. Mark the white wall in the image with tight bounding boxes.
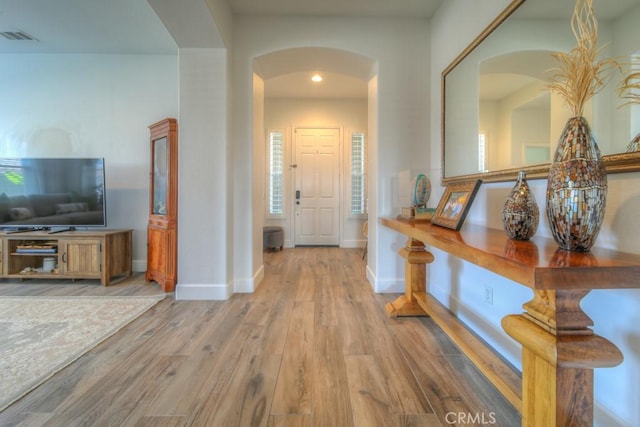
[232,15,430,294]
[431,1,640,425]
[367,74,380,287]
[263,98,368,248]
[145,0,234,299]
[175,48,232,299]
[249,73,265,293]
[0,53,178,270]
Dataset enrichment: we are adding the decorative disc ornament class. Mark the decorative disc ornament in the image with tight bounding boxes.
[411,173,431,207]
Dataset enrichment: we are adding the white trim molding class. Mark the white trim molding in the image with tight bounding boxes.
[366,264,404,293]
[175,282,232,300]
[235,264,265,293]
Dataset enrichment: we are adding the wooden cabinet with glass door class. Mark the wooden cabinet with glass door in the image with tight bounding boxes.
[146,118,178,292]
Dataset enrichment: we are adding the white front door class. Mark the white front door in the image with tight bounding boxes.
[294,128,340,246]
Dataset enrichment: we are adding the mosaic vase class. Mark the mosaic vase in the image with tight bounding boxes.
[625,132,640,152]
[502,171,539,240]
[546,116,607,252]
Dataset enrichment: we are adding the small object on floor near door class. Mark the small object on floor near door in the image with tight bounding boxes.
[263,226,284,251]
[362,221,368,260]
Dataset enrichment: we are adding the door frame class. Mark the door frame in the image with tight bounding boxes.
[291,125,343,246]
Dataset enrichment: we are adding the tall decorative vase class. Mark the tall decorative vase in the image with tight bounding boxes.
[546,116,607,252]
[625,132,640,152]
[502,171,539,240]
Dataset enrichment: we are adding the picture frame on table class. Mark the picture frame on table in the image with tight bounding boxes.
[431,179,482,231]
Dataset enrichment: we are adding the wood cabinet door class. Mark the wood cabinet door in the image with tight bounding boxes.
[60,239,101,277]
[146,222,177,291]
[147,225,167,277]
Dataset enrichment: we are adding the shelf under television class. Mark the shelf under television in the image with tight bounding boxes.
[11,252,58,256]
[0,229,133,285]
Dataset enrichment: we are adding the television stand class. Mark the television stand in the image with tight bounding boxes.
[48,227,77,234]
[0,229,133,286]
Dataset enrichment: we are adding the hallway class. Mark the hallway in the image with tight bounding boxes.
[0,248,519,426]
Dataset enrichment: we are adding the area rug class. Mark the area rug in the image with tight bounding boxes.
[0,294,165,411]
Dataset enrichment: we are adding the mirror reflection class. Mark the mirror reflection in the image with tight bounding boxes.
[443,0,640,181]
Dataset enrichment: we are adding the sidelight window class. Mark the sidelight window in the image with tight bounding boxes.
[351,132,366,216]
[267,130,284,216]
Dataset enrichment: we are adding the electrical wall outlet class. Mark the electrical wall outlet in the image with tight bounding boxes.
[483,284,493,305]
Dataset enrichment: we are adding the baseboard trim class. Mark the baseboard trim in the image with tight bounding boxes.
[594,403,629,427]
[374,278,404,293]
[132,260,146,273]
[235,264,265,293]
[366,264,376,290]
[175,282,232,300]
[340,239,366,248]
[365,265,404,293]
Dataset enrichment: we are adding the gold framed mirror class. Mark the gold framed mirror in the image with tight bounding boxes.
[442,0,640,184]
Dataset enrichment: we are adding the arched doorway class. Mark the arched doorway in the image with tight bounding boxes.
[253,47,377,253]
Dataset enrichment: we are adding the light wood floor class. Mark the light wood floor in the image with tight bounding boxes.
[0,247,520,427]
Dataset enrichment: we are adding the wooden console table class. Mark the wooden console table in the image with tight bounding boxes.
[381,217,640,427]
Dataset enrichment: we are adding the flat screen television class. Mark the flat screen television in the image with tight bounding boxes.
[0,158,106,230]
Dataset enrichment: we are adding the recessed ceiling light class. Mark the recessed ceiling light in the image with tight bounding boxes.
[311,74,323,83]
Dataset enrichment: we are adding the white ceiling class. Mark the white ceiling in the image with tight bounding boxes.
[4,1,635,99]
[0,0,443,54]
[0,0,176,54]
[265,71,368,99]
[0,0,443,99]
[254,47,376,99]
[228,0,443,18]
[0,0,443,98]
[231,0,443,99]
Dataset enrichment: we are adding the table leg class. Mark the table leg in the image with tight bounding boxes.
[385,237,434,317]
[502,289,623,426]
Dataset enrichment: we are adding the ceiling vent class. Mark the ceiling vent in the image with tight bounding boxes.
[0,31,38,41]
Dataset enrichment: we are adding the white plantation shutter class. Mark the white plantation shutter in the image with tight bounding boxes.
[479,132,487,172]
[351,132,366,215]
[268,131,284,215]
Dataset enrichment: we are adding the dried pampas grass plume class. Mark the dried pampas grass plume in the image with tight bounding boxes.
[546,0,620,117]
[617,65,640,107]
